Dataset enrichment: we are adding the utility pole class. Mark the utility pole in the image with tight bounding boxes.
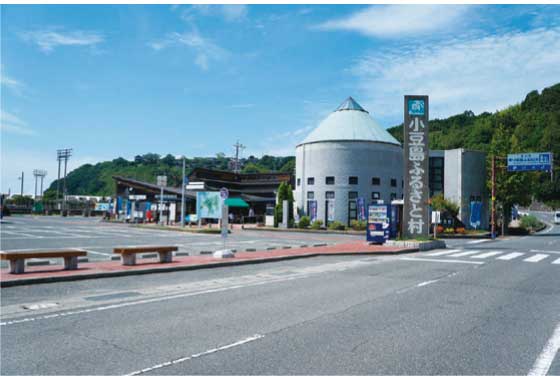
[18,172,24,196]
[33,170,47,200]
[491,155,496,239]
[181,156,186,228]
[57,149,72,215]
[39,172,47,199]
[232,140,246,174]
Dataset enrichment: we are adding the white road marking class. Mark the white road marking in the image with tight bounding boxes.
[551,258,560,265]
[467,239,491,244]
[416,279,439,287]
[528,321,560,376]
[471,251,503,259]
[124,334,264,376]
[426,249,462,256]
[524,254,550,263]
[497,252,525,261]
[0,258,374,327]
[400,257,484,265]
[530,250,560,255]
[449,251,481,258]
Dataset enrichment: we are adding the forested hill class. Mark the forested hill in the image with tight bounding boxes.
[44,154,295,198]
[388,83,560,156]
[46,83,559,203]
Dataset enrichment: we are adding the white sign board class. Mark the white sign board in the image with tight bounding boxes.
[157,175,167,187]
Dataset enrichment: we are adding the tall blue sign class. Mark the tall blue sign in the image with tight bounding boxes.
[357,197,366,221]
[507,152,552,172]
[367,204,391,244]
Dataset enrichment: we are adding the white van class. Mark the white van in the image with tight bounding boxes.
[555,211,560,225]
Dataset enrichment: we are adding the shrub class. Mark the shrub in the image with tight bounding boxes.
[298,216,310,229]
[455,227,466,234]
[350,220,366,231]
[436,225,444,233]
[520,215,541,231]
[310,220,323,230]
[444,228,455,234]
[328,220,346,231]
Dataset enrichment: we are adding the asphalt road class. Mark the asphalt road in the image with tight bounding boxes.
[0,216,361,264]
[1,213,559,375]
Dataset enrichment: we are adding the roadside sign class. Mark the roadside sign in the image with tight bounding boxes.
[220,187,229,200]
[507,152,552,172]
[156,175,167,187]
[431,210,441,224]
[128,195,147,200]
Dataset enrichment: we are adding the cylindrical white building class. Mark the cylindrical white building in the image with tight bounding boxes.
[295,97,403,226]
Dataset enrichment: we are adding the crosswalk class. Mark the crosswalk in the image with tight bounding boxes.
[425,249,559,265]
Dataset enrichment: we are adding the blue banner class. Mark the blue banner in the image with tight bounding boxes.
[357,197,366,221]
[469,201,482,229]
[309,200,317,222]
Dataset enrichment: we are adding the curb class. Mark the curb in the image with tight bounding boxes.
[0,248,418,288]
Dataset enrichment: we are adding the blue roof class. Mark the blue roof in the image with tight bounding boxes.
[299,97,400,146]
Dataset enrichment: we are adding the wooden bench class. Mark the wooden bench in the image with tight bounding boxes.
[113,246,178,266]
[0,250,87,274]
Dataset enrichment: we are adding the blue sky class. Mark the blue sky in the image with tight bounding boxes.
[2,4,560,194]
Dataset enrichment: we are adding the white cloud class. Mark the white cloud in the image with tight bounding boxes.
[0,73,24,95]
[0,111,36,136]
[179,5,248,23]
[352,27,560,123]
[19,28,104,53]
[149,30,228,71]
[316,5,469,38]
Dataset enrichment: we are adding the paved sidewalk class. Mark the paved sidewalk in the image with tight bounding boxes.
[0,241,416,287]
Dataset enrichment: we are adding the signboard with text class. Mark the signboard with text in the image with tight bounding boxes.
[403,95,430,238]
[507,152,552,172]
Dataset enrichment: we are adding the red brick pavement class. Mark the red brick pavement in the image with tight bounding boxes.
[0,241,415,286]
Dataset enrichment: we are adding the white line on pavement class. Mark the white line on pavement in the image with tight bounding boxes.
[426,249,462,257]
[497,252,525,261]
[471,251,503,259]
[552,258,560,265]
[528,321,560,376]
[530,250,560,255]
[416,279,439,287]
[449,251,481,258]
[400,257,484,265]
[124,334,264,376]
[523,254,550,263]
[467,239,491,244]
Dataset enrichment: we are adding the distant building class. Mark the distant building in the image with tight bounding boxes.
[434,149,488,229]
[112,168,291,223]
[295,97,404,225]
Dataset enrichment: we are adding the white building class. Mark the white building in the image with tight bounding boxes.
[295,97,403,225]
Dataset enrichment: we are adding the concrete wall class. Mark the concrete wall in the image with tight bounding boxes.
[295,141,403,225]
[444,149,488,229]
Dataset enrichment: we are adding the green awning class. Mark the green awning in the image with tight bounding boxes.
[224,197,249,208]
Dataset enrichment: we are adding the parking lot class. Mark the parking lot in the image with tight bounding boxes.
[0,215,362,265]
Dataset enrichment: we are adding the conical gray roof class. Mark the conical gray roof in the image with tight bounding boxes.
[336,97,368,113]
[299,97,400,146]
